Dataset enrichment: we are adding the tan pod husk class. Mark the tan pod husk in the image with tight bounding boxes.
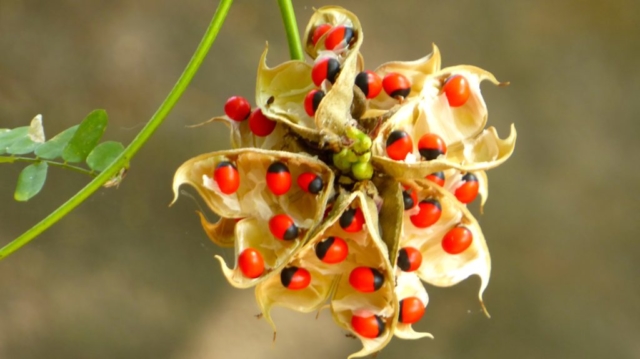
[208,115,289,150]
[372,124,516,180]
[303,6,363,60]
[327,192,398,359]
[393,271,433,340]
[172,148,335,287]
[197,212,236,248]
[400,178,491,315]
[368,44,442,111]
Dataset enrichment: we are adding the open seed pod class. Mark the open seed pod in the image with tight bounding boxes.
[399,178,491,315]
[172,148,335,287]
[303,6,363,60]
[255,191,398,358]
[442,169,489,212]
[393,271,432,339]
[328,192,398,358]
[375,177,432,340]
[207,114,290,150]
[372,114,517,179]
[365,44,442,113]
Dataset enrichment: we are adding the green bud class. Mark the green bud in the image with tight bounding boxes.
[352,161,374,180]
[353,136,372,153]
[333,152,352,172]
[356,152,371,163]
[346,149,358,163]
[345,126,361,140]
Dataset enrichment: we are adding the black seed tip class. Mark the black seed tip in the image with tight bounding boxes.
[268,161,289,173]
[312,90,325,112]
[397,248,411,271]
[390,88,411,99]
[398,300,405,321]
[402,191,415,210]
[430,171,445,180]
[386,130,409,147]
[421,198,442,211]
[339,208,356,229]
[282,223,299,241]
[462,172,478,182]
[326,58,341,84]
[419,148,444,161]
[355,72,369,97]
[216,161,236,169]
[315,237,335,260]
[374,315,385,337]
[372,268,384,291]
[280,267,298,288]
[308,176,324,194]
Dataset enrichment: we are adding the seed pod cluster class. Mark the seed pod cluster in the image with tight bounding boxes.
[172,5,517,359]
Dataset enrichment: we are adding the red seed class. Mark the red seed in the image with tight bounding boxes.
[311,24,332,45]
[297,172,324,194]
[339,208,365,233]
[351,314,385,339]
[213,161,240,195]
[418,133,447,161]
[349,267,384,293]
[442,226,473,254]
[238,248,264,279]
[355,71,383,99]
[397,247,422,272]
[312,57,341,86]
[382,72,411,99]
[443,75,471,107]
[266,161,291,196]
[410,199,442,228]
[224,96,251,122]
[304,89,325,117]
[280,267,311,290]
[402,188,418,210]
[426,171,445,187]
[399,297,425,324]
[386,130,413,161]
[315,236,348,264]
[324,25,355,51]
[269,214,299,241]
[454,173,479,204]
[248,108,276,137]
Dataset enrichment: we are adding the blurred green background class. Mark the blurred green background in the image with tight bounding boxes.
[1,1,638,358]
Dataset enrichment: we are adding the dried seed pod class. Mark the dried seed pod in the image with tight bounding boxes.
[303,6,363,60]
[255,192,398,359]
[256,41,361,144]
[172,149,335,287]
[393,271,432,339]
[399,178,492,315]
[365,44,441,112]
[372,124,516,180]
[205,114,288,150]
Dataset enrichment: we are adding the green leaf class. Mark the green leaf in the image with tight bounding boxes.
[86,141,125,172]
[62,109,108,163]
[14,162,48,202]
[0,127,29,154]
[35,125,79,160]
[6,136,39,155]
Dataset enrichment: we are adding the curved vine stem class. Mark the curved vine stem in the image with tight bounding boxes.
[0,0,234,261]
[277,0,304,60]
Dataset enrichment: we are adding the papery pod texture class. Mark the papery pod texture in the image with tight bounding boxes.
[172,5,516,358]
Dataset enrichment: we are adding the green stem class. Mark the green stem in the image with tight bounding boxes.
[277,0,304,60]
[1,156,96,177]
[0,0,233,261]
